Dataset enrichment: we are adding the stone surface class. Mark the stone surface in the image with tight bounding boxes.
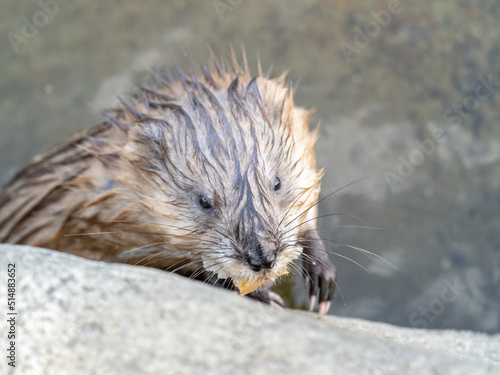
[0,244,499,375]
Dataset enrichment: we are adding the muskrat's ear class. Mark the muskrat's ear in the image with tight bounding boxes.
[245,77,262,100]
[299,228,337,318]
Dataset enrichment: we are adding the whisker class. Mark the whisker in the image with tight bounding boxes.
[333,243,397,270]
[65,229,220,247]
[291,236,394,269]
[202,268,222,285]
[204,272,221,288]
[324,225,385,231]
[134,252,171,266]
[188,265,207,280]
[283,213,365,235]
[277,186,312,229]
[135,247,217,268]
[128,246,218,261]
[205,260,231,277]
[123,244,215,259]
[301,252,335,274]
[290,261,308,281]
[168,259,206,274]
[326,252,370,274]
[210,227,238,248]
[65,232,115,236]
[285,177,369,228]
[282,224,384,242]
[99,219,222,242]
[220,277,233,290]
[169,256,225,273]
[122,241,169,256]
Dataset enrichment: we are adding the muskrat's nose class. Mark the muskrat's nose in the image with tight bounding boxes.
[246,245,276,272]
[262,253,276,269]
[247,257,263,272]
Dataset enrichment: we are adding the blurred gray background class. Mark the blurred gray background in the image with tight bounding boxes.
[1,1,499,333]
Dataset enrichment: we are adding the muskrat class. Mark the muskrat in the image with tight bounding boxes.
[0,52,336,316]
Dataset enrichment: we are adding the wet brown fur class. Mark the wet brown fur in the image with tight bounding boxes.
[0,52,335,304]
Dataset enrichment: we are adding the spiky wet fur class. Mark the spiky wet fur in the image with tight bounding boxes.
[0,55,323,294]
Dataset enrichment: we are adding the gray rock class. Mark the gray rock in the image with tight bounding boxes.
[0,244,499,375]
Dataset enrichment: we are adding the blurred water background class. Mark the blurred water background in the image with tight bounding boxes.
[1,1,499,333]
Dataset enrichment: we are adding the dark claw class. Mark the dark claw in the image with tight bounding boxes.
[300,228,337,317]
[247,289,285,309]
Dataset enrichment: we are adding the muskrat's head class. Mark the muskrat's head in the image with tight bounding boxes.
[117,61,322,294]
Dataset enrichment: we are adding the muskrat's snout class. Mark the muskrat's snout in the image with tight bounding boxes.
[245,243,277,272]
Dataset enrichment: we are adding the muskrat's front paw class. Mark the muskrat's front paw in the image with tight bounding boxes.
[303,250,337,317]
[247,290,285,309]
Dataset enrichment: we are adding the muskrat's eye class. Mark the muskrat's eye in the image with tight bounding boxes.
[199,195,212,209]
[274,177,281,191]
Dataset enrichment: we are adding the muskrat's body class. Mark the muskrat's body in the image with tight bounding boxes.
[0,55,336,315]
